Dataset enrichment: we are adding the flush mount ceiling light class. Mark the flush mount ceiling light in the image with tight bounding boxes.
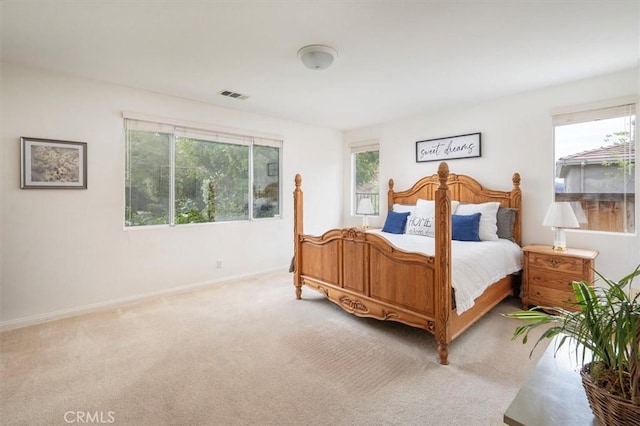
[297,44,337,70]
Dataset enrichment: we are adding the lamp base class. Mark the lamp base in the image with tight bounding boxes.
[361,215,369,229]
[552,227,567,251]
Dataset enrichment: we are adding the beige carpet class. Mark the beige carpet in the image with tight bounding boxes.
[1,271,547,425]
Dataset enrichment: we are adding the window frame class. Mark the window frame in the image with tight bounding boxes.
[551,97,637,236]
[350,142,380,218]
[124,113,283,228]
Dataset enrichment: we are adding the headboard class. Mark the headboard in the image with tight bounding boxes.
[387,165,522,245]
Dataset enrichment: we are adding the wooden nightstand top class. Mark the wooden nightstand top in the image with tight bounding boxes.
[523,244,599,260]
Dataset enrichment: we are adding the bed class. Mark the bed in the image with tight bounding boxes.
[292,161,522,365]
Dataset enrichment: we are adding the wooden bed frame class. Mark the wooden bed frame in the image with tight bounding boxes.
[292,162,522,365]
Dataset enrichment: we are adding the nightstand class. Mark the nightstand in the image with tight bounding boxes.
[521,244,599,311]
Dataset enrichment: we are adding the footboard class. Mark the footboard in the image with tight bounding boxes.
[293,163,454,364]
[298,228,440,331]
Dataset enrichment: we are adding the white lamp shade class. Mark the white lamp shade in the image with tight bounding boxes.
[542,202,580,228]
[357,198,375,215]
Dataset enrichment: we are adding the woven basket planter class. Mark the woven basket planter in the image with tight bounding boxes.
[580,362,640,426]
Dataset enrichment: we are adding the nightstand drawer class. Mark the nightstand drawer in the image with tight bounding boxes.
[528,252,583,274]
[527,268,583,291]
[528,285,576,309]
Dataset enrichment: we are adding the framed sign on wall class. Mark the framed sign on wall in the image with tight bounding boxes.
[416,132,481,163]
[20,137,88,189]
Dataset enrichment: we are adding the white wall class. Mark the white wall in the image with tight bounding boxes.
[344,68,640,283]
[0,62,344,327]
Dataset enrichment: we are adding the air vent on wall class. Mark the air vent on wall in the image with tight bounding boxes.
[218,90,249,100]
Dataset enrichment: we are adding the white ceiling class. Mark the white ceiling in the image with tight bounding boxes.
[1,1,638,131]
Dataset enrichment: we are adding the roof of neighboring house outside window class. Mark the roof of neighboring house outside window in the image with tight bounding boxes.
[556,142,635,177]
[559,142,635,163]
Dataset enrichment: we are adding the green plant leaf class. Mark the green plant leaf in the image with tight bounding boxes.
[505,265,640,400]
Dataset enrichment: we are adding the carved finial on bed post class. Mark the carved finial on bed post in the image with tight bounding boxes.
[387,179,395,213]
[437,162,450,189]
[293,174,303,300]
[512,172,521,188]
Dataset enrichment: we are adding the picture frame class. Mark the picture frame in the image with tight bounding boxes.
[267,162,278,176]
[416,132,481,163]
[20,137,87,189]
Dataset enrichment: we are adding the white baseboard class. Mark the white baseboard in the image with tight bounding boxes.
[0,267,288,332]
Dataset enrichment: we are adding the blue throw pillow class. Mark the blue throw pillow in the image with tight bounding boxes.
[452,213,482,241]
[382,211,411,234]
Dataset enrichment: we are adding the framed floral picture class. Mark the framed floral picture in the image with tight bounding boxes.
[20,137,87,189]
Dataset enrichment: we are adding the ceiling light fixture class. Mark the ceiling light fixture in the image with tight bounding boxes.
[297,45,337,71]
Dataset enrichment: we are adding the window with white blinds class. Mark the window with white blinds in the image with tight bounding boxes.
[125,117,282,227]
[552,101,636,234]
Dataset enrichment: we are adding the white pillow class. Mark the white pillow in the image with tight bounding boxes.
[416,198,460,216]
[405,215,435,237]
[455,202,500,241]
[415,199,434,216]
[392,203,416,216]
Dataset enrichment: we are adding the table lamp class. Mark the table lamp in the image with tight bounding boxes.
[356,198,375,228]
[542,202,580,251]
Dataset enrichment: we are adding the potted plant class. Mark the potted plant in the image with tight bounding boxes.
[504,265,640,426]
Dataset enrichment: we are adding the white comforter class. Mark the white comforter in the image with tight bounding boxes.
[368,230,522,314]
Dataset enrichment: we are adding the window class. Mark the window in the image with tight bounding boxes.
[253,144,281,219]
[125,118,282,227]
[553,102,636,234]
[351,144,380,216]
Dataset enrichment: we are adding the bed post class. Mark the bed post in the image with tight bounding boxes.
[387,179,395,212]
[435,162,452,365]
[510,172,522,246]
[293,174,303,299]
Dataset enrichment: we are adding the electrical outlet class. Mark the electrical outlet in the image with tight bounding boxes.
[216,259,223,269]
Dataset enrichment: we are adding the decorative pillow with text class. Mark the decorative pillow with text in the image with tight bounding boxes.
[405,215,435,237]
